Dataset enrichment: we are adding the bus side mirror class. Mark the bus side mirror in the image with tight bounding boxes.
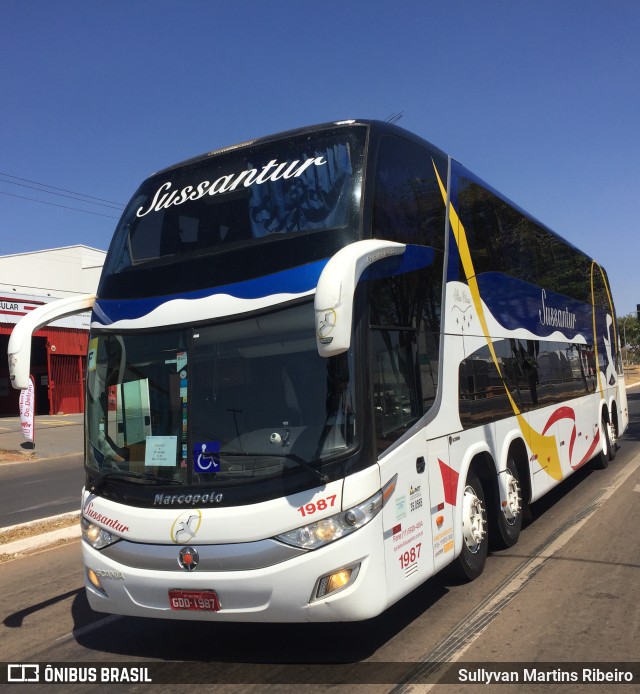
[8,293,96,390]
[314,240,405,358]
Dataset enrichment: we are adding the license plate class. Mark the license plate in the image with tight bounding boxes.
[169,589,221,612]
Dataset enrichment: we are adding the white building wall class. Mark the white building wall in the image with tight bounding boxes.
[0,245,105,297]
[0,245,105,330]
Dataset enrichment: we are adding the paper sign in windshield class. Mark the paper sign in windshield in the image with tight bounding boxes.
[194,442,220,473]
[145,436,178,467]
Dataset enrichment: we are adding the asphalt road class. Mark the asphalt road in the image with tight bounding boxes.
[0,453,84,527]
[1,392,639,692]
[0,414,85,527]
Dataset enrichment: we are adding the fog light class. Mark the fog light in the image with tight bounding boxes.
[326,569,351,593]
[87,568,106,595]
[312,562,361,601]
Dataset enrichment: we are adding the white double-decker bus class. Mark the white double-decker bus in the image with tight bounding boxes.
[8,120,628,622]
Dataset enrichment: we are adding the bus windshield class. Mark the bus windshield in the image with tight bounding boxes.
[85,302,356,495]
[103,127,365,277]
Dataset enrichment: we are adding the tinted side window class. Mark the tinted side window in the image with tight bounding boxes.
[369,259,443,452]
[459,338,597,429]
[456,180,506,276]
[372,136,446,249]
[458,340,514,428]
[591,265,612,311]
[457,176,592,303]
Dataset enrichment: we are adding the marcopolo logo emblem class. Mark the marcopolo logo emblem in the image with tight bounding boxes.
[170,509,203,544]
[316,308,337,344]
[178,546,199,571]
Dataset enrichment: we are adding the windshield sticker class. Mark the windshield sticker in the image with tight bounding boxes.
[145,435,178,467]
[177,352,188,467]
[136,156,328,219]
[194,442,220,474]
[87,338,98,372]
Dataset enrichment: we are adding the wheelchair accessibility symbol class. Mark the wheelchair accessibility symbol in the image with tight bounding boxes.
[194,442,220,473]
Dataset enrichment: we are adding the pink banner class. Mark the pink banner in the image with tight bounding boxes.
[19,375,36,442]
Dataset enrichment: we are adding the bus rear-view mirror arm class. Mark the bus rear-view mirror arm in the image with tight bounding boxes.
[8,293,96,390]
[314,240,406,358]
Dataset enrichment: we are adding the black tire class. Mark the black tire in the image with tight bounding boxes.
[593,415,611,470]
[491,457,523,550]
[448,469,488,582]
[607,416,617,461]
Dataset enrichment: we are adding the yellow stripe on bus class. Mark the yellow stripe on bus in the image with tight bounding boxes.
[434,162,563,481]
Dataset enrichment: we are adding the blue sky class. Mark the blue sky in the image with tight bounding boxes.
[1,1,639,315]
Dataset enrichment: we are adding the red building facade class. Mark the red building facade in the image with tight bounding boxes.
[1,296,90,416]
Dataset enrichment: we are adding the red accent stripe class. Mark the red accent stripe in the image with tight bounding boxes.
[571,430,601,470]
[0,296,44,305]
[542,406,575,435]
[438,458,459,506]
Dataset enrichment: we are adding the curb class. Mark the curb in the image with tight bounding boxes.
[0,511,81,557]
[0,451,83,466]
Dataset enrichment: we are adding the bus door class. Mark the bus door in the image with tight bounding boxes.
[381,435,435,605]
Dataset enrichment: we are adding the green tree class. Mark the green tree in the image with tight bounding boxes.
[617,313,640,364]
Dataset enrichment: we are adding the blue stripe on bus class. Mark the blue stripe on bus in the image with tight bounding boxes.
[476,272,595,338]
[92,258,330,325]
[361,244,435,280]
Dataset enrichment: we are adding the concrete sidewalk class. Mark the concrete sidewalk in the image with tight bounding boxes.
[0,412,84,463]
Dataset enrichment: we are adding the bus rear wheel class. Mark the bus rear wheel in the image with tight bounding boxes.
[492,458,522,550]
[594,414,613,469]
[606,417,617,461]
[449,470,488,582]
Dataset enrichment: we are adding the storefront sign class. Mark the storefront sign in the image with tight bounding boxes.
[0,296,43,316]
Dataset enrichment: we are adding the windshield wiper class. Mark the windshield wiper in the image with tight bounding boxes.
[222,451,329,485]
[88,470,182,494]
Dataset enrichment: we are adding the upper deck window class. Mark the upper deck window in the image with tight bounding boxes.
[372,135,447,250]
[104,127,366,278]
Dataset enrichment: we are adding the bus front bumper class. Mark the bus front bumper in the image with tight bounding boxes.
[81,520,388,622]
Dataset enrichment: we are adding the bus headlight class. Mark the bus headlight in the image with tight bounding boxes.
[275,475,396,550]
[81,517,120,550]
